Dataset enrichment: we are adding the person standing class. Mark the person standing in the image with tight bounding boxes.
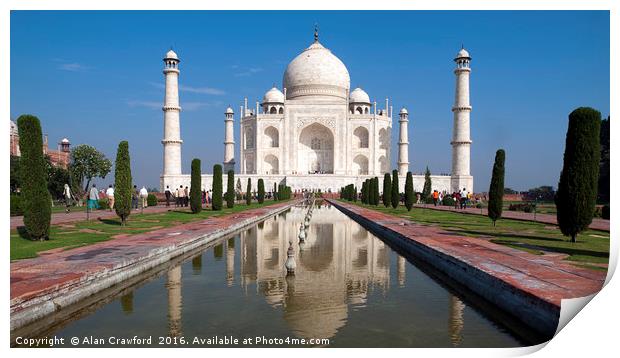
[432,190,439,206]
[460,188,467,209]
[106,184,115,211]
[88,184,100,210]
[140,186,148,209]
[177,185,184,208]
[63,183,73,213]
[165,185,172,207]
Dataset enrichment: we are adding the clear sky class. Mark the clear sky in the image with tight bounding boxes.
[10,10,609,191]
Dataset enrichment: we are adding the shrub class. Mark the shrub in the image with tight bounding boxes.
[98,198,109,208]
[17,115,52,240]
[509,203,536,213]
[257,179,265,204]
[383,173,391,207]
[555,107,601,242]
[488,149,506,226]
[442,196,455,207]
[190,159,202,213]
[212,165,223,211]
[114,141,132,226]
[147,193,158,207]
[10,194,24,216]
[405,172,414,211]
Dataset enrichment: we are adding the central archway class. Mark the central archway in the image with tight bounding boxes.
[298,123,334,174]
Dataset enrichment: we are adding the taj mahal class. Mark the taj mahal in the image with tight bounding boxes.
[160,30,473,193]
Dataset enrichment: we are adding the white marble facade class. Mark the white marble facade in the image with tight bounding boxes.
[160,33,474,194]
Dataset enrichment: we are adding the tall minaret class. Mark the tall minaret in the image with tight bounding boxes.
[162,49,183,177]
[223,107,235,173]
[397,107,409,176]
[451,47,473,192]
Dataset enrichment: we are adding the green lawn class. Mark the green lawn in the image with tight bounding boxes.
[11,200,284,261]
[343,201,609,268]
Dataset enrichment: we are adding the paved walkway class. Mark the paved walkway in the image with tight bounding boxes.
[10,201,296,318]
[331,200,605,308]
[10,205,192,230]
[413,204,610,232]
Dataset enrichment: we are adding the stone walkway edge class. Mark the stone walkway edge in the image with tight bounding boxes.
[328,200,606,338]
[10,200,299,331]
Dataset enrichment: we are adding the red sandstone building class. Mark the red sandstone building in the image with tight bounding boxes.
[10,120,71,169]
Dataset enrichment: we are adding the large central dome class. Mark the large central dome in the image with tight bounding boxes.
[283,40,350,100]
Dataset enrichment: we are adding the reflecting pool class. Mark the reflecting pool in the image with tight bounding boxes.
[14,202,540,347]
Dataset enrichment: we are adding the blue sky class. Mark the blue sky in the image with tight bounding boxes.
[10,10,609,191]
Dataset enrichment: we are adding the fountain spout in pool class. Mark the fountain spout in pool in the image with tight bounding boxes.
[285,242,296,275]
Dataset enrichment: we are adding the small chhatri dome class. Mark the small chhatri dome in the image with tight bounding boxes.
[349,87,370,104]
[61,138,70,143]
[165,49,179,60]
[455,47,470,59]
[399,107,408,115]
[225,106,234,114]
[262,87,285,103]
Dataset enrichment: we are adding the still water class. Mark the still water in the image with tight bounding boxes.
[16,203,535,347]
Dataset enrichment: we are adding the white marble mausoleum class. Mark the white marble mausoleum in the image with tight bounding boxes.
[160,31,474,194]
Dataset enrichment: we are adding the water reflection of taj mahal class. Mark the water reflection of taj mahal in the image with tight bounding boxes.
[161,204,466,344]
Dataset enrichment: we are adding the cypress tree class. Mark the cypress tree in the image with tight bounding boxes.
[273,182,278,201]
[212,164,223,211]
[226,170,235,208]
[488,149,506,226]
[258,179,265,204]
[189,158,202,214]
[383,173,392,207]
[246,178,252,205]
[373,177,380,205]
[17,115,51,240]
[405,171,414,211]
[353,185,358,202]
[361,180,367,204]
[555,107,601,242]
[114,140,132,226]
[422,166,432,202]
[367,181,373,204]
[391,170,399,209]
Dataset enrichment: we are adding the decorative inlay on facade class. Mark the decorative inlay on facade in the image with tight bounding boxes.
[295,116,337,129]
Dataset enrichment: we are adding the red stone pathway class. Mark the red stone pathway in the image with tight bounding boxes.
[10,205,191,230]
[331,200,606,308]
[10,201,295,315]
[413,204,610,232]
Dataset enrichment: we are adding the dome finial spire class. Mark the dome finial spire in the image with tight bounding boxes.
[314,23,319,42]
